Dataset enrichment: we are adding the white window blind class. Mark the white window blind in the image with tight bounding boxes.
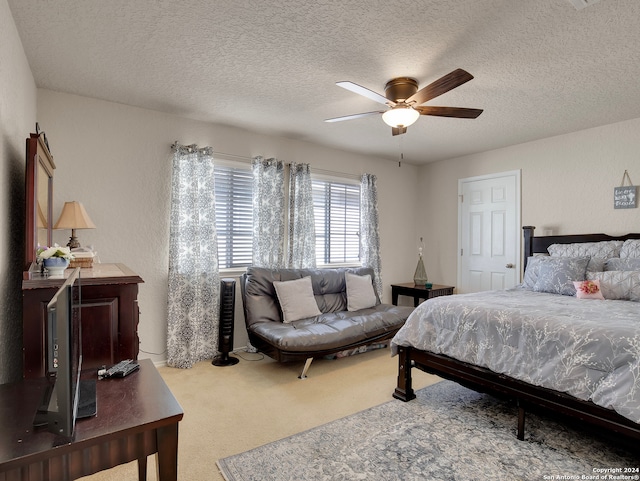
[214,163,253,269]
[312,179,361,265]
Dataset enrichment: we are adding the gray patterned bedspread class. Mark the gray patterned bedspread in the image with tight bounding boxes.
[390,288,640,423]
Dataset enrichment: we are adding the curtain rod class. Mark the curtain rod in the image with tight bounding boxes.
[217,152,361,180]
[171,142,362,181]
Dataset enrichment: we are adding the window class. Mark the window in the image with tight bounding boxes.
[214,163,253,269]
[213,162,362,268]
[312,178,361,265]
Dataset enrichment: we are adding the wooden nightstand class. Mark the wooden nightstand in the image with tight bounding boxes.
[391,282,455,306]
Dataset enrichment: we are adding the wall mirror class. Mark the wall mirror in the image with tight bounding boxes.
[25,133,55,268]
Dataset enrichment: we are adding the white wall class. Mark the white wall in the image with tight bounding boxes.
[36,89,420,365]
[0,0,37,382]
[418,118,640,288]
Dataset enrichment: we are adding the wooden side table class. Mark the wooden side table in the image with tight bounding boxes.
[391,282,455,306]
[0,359,183,481]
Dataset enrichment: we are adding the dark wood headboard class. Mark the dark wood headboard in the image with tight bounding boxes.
[522,226,640,270]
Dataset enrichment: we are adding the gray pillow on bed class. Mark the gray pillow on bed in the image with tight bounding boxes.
[523,256,601,290]
[522,256,544,289]
[532,257,590,296]
[604,258,640,271]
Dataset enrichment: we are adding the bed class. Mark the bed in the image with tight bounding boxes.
[391,226,640,441]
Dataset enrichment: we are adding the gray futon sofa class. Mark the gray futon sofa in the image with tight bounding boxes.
[240,266,414,377]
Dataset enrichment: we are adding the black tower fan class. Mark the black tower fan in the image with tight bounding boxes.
[212,278,239,366]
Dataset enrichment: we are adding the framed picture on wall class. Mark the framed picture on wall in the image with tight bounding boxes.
[614,185,637,209]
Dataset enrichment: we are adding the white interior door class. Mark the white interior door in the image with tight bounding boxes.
[457,171,521,293]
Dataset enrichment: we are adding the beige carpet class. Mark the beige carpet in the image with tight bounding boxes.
[80,348,439,481]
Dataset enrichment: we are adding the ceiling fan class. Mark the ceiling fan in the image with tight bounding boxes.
[325,68,483,136]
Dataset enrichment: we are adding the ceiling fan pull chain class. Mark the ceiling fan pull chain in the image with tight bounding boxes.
[398,136,404,167]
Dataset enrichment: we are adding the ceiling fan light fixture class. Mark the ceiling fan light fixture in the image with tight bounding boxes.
[382,106,420,128]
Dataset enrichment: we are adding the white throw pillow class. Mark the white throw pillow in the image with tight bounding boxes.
[345,273,377,311]
[586,271,640,301]
[273,276,321,323]
[620,239,640,259]
[547,241,623,259]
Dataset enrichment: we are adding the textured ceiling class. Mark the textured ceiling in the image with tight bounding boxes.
[7,0,640,164]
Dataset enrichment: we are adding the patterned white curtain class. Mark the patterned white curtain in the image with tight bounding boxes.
[287,162,316,268]
[252,156,285,268]
[167,144,220,369]
[360,173,383,297]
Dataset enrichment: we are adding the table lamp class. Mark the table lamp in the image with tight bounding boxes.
[54,201,96,249]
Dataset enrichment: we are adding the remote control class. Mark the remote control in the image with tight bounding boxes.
[103,359,139,378]
[110,361,140,378]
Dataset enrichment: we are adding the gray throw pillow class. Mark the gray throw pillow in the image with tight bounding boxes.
[522,256,544,289]
[533,257,590,296]
[605,257,640,271]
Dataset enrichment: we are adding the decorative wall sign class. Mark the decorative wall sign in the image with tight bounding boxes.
[614,170,637,209]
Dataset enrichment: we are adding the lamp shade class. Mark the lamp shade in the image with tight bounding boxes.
[54,201,96,230]
[382,106,420,128]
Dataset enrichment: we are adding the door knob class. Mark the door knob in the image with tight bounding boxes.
[505,263,515,269]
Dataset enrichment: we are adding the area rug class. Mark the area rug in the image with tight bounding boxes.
[217,381,637,481]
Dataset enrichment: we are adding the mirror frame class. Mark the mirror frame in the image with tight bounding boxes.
[25,133,55,268]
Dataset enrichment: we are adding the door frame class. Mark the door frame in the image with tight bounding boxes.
[456,170,522,292]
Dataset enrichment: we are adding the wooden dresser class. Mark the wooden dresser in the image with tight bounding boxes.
[22,263,144,379]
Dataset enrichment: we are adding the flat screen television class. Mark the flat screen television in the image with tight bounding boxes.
[33,267,96,438]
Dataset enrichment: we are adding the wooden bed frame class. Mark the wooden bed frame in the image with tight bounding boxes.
[394,226,640,441]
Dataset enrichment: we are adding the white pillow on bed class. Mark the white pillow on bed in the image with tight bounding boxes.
[620,239,640,259]
[532,257,589,296]
[345,273,377,311]
[273,276,321,323]
[586,271,640,301]
[547,240,623,259]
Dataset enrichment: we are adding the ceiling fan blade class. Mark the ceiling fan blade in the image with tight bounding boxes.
[392,126,407,136]
[406,69,474,106]
[324,111,384,123]
[336,81,394,106]
[415,106,483,119]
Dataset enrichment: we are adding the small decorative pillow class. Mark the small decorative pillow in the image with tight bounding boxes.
[620,239,640,259]
[532,257,590,296]
[273,276,321,323]
[345,273,377,311]
[604,258,640,271]
[547,240,623,259]
[573,280,604,300]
